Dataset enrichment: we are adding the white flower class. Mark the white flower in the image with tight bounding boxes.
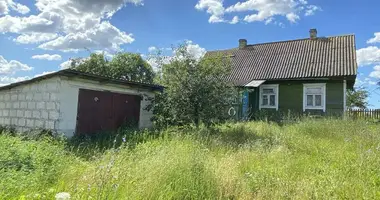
[55,192,71,200]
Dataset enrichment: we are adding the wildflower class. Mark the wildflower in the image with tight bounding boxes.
[122,137,126,143]
[55,192,71,200]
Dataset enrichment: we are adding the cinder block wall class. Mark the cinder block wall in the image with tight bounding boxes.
[0,77,61,132]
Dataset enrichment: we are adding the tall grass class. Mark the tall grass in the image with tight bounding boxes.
[1,119,380,199]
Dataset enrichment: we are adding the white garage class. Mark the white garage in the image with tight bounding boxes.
[0,70,162,137]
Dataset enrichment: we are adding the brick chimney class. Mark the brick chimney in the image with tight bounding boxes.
[239,39,247,49]
[309,29,317,40]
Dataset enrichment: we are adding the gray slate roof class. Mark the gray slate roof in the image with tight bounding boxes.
[207,34,358,86]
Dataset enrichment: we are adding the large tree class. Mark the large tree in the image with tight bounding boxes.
[346,87,369,109]
[71,52,155,83]
[149,44,237,127]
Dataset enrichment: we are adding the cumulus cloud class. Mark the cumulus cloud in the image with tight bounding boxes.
[357,46,380,66]
[369,65,380,79]
[0,0,142,52]
[0,76,30,87]
[14,33,58,44]
[148,46,157,52]
[32,54,62,61]
[195,0,321,24]
[0,0,30,15]
[0,55,32,75]
[60,60,73,69]
[367,32,380,44]
[34,71,56,77]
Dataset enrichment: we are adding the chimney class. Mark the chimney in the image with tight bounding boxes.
[239,39,247,49]
[309,29,317,40]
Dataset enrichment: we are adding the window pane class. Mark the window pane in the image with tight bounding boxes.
[315,95,322,106]
[307,95,313,106]
[306,87,322,94]
[262,88,274,94]
[269,95,275,106]
[262,95,268,105]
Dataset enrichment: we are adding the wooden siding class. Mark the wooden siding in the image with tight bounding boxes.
[248,80,344,117]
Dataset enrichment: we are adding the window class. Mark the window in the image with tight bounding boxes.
[259,84,279,110]
[303,83,326,111]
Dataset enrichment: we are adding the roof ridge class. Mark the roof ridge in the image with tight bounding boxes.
[207,34,355,52]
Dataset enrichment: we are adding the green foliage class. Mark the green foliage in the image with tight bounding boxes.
[71,52,155,83]
[149,44,237,127]
[347,87,369,109]
[2,119,380,199]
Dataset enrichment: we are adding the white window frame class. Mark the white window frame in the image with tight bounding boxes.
[303,83,326,112]
[259,84,279,110]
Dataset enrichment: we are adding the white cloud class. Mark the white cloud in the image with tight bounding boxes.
[369,65,380,79]
[0,76,30,87]
[357,46,380,66]
[0,55,32,75]
[184,40,206,60]
[0,0,30,15]
[195,0,225,23]
[286,13,299,23]
[60,60,73,69]
[34,71,56,77]
[367,32,380,44]
[305,5,321,16]
[0,0,142,52]
[230,16,239,24]
[32,54,62,61]
[195,0,321,24]
[38,21,134,52]
[148,46,157,52]
[14,33,58,44]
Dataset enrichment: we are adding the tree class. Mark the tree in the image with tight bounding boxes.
[71,52,155,83]
[149,44,237,127]
[346,87,369,109]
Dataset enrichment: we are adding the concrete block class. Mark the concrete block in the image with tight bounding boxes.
[17,110,24,117]
[26,94,33,100]
[50,93,58,101]
[25,110,32,118]
[47,83,58,91]
[0,118,4,124]
[56,102,60,110]
[36,102,45,110]
[41,111,49,119]
[38,83,47,91]
[20,102,27,109]
[22,85,30,92]
[0,102,5,109]
[11,118,17,125]
[0,95,3,101]
[6,102,12,109]
[35,120,44,128]
[32,110,41,118]
[26,119,34,127]
[11,94,17,101]
[33,93,43,101]
[4,118,10,125]
[28,102,36,109]
[10,110,16,117]
[46,102,56,110]
[4,94,10,101]
[18,94,26,101]
[3,110,9,117]
[13,102,20,109]
[45,121,55,129]
[31,85,39,91]
[43,93,50,101]
[49,111,60,120]
[0,111,2,117]
[18,118,26,126]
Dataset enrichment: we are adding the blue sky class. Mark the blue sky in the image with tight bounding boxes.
[0,0,379,107]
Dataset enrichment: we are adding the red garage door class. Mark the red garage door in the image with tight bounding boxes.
[76,89,141,135]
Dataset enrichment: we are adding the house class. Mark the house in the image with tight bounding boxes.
[0,69,162,137]
[209,29,358,117]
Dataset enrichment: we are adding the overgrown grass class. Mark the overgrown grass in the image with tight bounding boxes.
[1,119,380,199]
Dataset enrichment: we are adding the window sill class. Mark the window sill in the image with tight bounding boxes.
[304,107,325,111]
[260,106,277,109]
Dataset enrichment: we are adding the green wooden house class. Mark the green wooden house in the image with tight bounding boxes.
[209,29,358,118]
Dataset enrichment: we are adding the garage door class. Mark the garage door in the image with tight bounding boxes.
[76,89,141,134]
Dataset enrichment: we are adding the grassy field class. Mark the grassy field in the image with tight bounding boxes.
[1,119,380,199]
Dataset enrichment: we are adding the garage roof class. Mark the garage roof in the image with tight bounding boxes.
[0,69,163,91]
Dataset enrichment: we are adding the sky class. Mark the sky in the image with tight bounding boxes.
[0,0,379,107]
